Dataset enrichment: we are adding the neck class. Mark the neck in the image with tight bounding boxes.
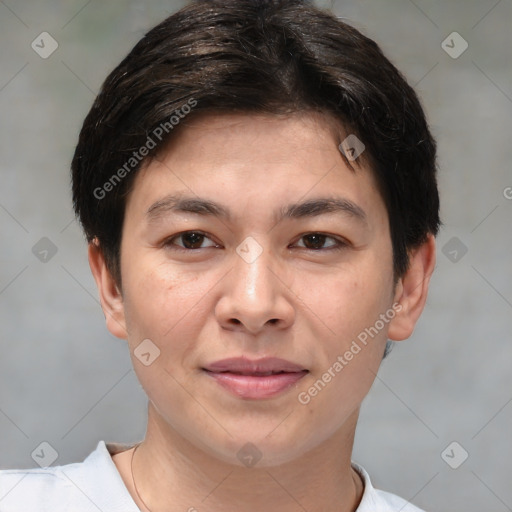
[128,402,364,512]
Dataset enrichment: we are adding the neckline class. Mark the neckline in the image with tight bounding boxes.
[102,440,370,511]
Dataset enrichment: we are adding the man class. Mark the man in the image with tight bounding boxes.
[0,1,439,510]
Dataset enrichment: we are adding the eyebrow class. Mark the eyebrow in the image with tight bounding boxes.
[145,193,368,226]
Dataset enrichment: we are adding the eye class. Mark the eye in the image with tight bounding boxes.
[163,231,348,252]
[163,231,219,250]
[293,233,348,251]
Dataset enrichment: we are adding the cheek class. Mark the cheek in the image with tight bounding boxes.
[307,266,389,335]
[121,257,208,344]
[121,263,210,390]
[302,259,394,383]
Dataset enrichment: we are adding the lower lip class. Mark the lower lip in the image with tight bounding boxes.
[204,370,308,399]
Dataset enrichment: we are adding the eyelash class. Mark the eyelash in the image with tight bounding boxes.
[162,231,349,252]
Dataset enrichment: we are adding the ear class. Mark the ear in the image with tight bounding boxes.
[88,239,127,340]
[387,234,436,341]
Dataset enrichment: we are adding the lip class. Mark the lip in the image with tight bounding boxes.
[202,357,308,399]
[203,356,307,374]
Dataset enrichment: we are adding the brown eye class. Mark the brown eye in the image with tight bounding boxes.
[302,234,328,249]
[180,232,205,249]
[164,231,217,250]
[295,233,346,251]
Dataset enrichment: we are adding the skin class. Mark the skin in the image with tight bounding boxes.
[89,112,436,512]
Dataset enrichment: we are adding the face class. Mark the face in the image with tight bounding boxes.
[103,112,406,466]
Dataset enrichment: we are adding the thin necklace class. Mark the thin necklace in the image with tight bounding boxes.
[131,442,153,512]
[130,442,364,512]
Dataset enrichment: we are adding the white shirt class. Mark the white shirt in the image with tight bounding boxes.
[0,440,425,511]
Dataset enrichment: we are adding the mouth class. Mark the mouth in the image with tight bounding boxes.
[202,357,309,399]
[203,356,307,374]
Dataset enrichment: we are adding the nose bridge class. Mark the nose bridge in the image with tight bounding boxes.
[215,235,294,333]
[233,237,275,306]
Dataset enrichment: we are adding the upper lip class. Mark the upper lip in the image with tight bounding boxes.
[203,357,307,375]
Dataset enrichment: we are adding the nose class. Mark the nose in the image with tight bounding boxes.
[214,242,295,335]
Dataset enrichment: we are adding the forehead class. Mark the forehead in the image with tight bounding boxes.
[154,110,364,167]
[124,111,385,225]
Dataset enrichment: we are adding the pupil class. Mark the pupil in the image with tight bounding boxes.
[183,232,203,248]
[305,234,325,249]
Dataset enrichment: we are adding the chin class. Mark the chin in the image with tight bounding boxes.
[200,427,314,469]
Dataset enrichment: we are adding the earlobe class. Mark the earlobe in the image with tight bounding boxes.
[387,234,436,341]
[88,239,128,340]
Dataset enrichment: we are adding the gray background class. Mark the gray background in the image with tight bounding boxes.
[0,1,511,511]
